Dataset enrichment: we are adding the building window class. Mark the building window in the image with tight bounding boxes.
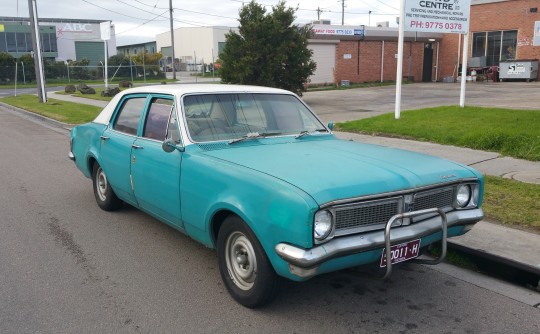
[472,30,517,66]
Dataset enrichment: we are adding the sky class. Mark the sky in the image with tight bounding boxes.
[5,0,402,45]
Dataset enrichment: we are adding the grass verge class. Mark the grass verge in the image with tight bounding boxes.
[336,106,540,161]
[1,95,101,124]
[483,176,540,233]
[307,80,407,92]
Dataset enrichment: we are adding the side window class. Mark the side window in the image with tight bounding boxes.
[143,98,174,141]
[114,97,147,135]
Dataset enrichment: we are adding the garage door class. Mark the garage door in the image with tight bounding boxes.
[75,41,104,66]
[308,42,336,85]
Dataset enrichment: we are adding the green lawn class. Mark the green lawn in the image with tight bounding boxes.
[483,176,540,233]
[336,106,540,161]
[1,95,101,124]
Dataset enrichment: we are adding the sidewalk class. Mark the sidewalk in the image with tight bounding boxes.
[5,89,540,282]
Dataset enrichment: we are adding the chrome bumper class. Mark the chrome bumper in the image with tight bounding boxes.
[275,208,483,278]
[68,151,76,161]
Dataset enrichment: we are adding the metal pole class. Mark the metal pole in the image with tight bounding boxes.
[143,51,146,83]
[459,33,469,108]
[21,61,26,84]
[395,0,405,119]
[456,33,461,80]
[104,40,108,88]
[28,0,47,102]
[15,62,18,97]
[381,41,385,83]
[66,63,70,82]
[129,54,133,82]
[169,0,176,80]
[434,41,440,82]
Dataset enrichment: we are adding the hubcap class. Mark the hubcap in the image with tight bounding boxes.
[225,231,257,291]
[96,167,108,202]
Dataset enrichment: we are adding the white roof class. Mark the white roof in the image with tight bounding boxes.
[93,84,293,125]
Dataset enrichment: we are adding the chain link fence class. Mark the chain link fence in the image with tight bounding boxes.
[0,62,165,85]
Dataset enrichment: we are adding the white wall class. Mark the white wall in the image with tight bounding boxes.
[156,26,237,64]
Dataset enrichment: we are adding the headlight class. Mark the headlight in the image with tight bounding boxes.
[314,210,333,241]
[456,184,471,208]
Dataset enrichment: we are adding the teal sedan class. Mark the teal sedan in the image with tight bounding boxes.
[69,84,484,307]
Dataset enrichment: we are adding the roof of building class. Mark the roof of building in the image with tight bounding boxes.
[0,16,109,24]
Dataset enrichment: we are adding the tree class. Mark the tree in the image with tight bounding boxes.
[219,1,316,95]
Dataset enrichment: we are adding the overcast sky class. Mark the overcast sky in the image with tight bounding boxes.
[5,0,401,45]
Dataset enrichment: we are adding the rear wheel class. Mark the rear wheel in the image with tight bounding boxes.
[92,163,122,211]
[217,215,281,308]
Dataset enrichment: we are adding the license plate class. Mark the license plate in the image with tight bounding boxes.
[380,239,421,267]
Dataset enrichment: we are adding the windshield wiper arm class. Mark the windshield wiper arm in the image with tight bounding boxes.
[295,128,328,139]
[229,132,282,144]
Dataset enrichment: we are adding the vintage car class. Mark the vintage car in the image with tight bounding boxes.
[69,84,484,307]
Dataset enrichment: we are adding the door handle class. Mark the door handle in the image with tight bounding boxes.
[132,144,144,149]
[100,136,109,140]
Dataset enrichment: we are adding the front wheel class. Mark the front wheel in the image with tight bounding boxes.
[92,163,122,211]
[217,216,281,308]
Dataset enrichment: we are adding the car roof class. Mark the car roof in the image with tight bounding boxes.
[93,84,295,125]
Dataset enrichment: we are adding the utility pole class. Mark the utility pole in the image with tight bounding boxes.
[317,7,321,20]
[169,0,176,80]
[28,0,46,102]
[369,10,372,26]
[341,0,345,25]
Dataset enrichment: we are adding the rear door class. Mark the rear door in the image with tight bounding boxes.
[99,95,148,205]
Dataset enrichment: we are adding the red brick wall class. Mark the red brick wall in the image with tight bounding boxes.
[334,40,431,83]
[439,0,540,80]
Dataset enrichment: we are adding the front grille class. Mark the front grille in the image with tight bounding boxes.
[332,186,455,236]
[414,187,454,211]
[334,198,400,230]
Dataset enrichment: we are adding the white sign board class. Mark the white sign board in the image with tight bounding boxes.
[100,21,111,41]
[312,25,364,37]
[404,0,470,34]
[534,21,540,46]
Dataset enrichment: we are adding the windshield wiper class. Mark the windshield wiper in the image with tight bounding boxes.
[295,128,328,139]
[228,132,282,144]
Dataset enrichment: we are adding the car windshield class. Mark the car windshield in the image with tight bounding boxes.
[183,93,327,142]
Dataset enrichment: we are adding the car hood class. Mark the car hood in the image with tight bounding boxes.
[199,137,479,205]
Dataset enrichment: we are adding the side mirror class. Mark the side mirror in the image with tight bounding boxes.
[162,138,184,153]
[327,121,334,131]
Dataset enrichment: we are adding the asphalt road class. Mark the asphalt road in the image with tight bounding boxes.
[302,81,540,123]
[1,105,539,333]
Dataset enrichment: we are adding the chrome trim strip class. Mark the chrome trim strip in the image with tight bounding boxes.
[68,151,75,161]
[275,208,483,269]
[319,178,479,209]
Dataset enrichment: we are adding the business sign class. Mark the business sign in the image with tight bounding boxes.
[404,0,470,34]
[313,25,364,37]
[534,21,540,46]
[100,22,111,41]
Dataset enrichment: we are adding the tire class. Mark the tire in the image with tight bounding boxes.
[217,215,281,308]
[92,163,122,211]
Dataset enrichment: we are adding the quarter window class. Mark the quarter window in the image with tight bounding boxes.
[143,98,174,141]
[114,97,147,135]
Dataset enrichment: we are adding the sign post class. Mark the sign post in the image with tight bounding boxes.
[100,22,111,88]
[396,0,471,117]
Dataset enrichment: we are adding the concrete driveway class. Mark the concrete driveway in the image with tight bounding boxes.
[302,81,540,123]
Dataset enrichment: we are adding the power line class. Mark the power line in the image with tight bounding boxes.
[115,9,169,35]
[80,0,167,21]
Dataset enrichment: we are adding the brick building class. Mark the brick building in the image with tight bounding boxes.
[308,25,442,85]
[439,0,540,81]
[308,0,540,84]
